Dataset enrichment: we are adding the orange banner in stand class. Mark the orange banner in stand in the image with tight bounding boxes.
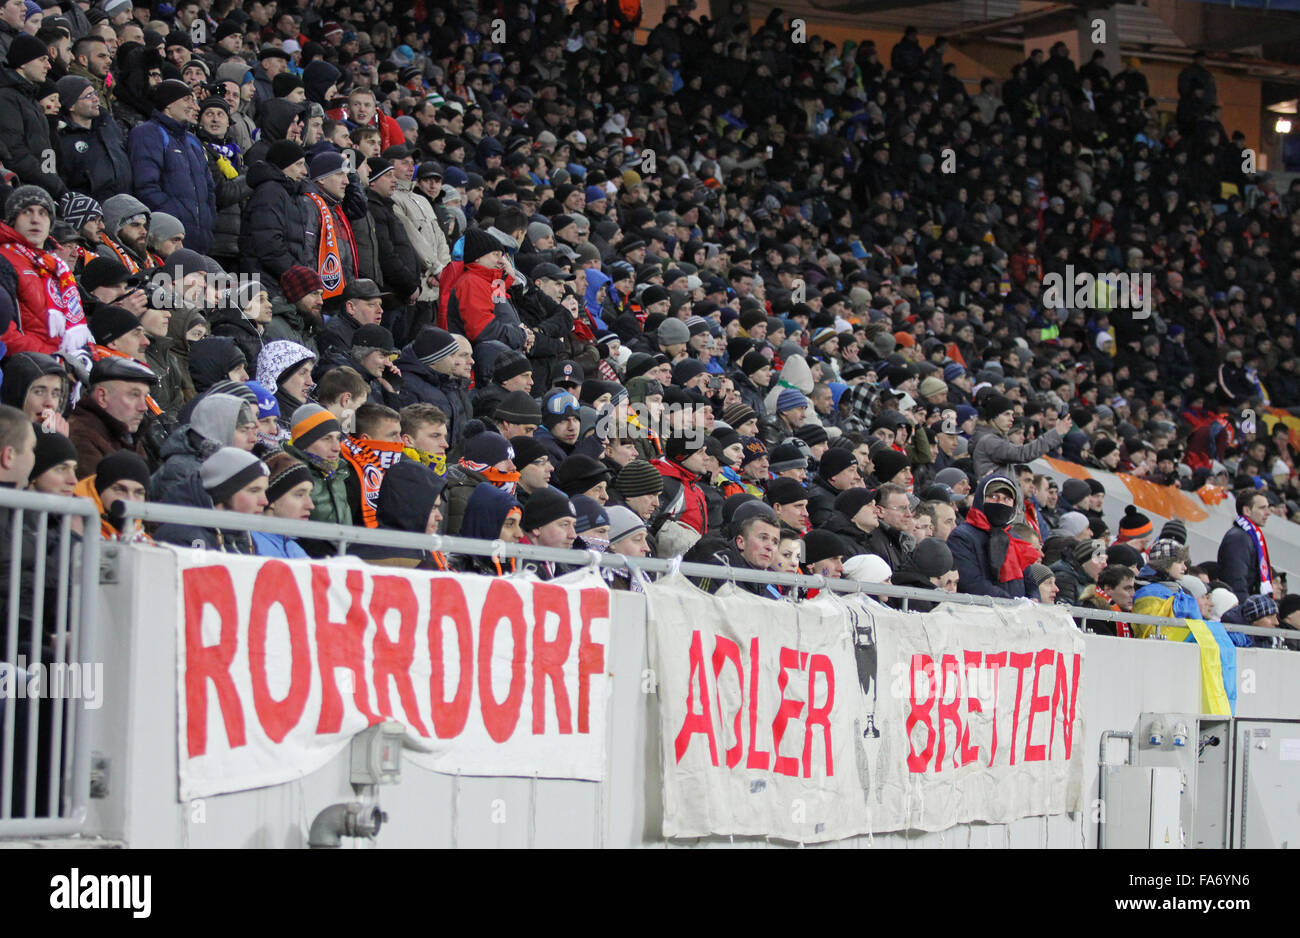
[1116,473,1209,523]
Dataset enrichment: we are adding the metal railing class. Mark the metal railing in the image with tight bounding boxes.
[0,488,101,838]
[114,498,1283,641]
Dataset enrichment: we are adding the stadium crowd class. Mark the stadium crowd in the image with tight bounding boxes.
[0,0,1297,649]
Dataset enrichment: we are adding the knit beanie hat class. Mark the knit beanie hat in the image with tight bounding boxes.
[614,459,662,497]
[1073,538,1105,566]
[541,389,580,429]
[290,402,341,449]
[872,449,910,484]
[776,387,807,413]
[740,350,769,376]
[462,426,513,467]
[93,450,151,496]
[58,191,102,229]
[738,436,767,467]
[1060,478,1091,506]
[151,78,195,110]
[463,228,500,264]
[7,32,48,68]
[191,393,251,447]
[1106,543,1144,569]
[89,304,142,346]
[1093,437,1118,460]
[148,211,186,246]
[803,530,848,565]
[268,139,306,170]
[509,434,550,469]
[1026,563,1057,592]
[722,403,756,428]
[571,494,609,534]
[200,447,268,505]
[492,349,532,384]
[657,318,690,347]
[521,486,577,531]
[767,444,807,474]
[552,454,609,496]
[765,476,807,507]
[4,185,56,225]
[29,425,78,482]
[280,266,326,303]
[56,75,92,112]
[793,423,829,448]
[412,326,459,368]
[1158,517,1187,545]
[819,447,857,482]
[912,537,956,578]
[1055,511,1089,538]
[264,452,312,503]
[607,505,646,545]
[834,486,877,518]
[1118,505,1153,540]
[981,392,1015,421]
[494,390,542,425]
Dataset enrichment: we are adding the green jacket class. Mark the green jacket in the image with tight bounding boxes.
[283,442,353,527]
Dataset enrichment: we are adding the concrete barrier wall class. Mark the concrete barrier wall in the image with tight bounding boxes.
[81,544,1294,849]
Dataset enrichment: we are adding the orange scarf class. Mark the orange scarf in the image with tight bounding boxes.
[306,192,357,299]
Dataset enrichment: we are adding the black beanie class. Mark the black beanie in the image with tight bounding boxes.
[912,537,955,577]
[89,304,141,347]
[819,447,857,482]
[94,450,151,495]
[981,392,1015,422]
[521,486,576,531]
[803,530,848,565]
[834,486,877,518]
[268,139,306,170]
[29,425,77,482]
[151,78,195,110]
[463,228,501,264]
[1093,437,1118,459]
[666,433,705,463]
[765,476,807,507]
[7,33,50,69]
[509,434,550,468]
[872,449,910,484]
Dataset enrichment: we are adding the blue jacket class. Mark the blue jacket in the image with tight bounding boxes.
[251,531,309,559]
[128,112,217,254]
[947,472,1027,599]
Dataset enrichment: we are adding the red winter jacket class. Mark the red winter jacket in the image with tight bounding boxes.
[446,262,515,342]
[652,456,709,535]
[0,222,71,356]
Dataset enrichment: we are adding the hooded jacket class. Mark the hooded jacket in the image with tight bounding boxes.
[652,456,709,535]
[256,339,317,428]
[0,351,66,411]
[947,472,1029,599]
[452,482,522,575]
[0,221,92,357]
[240,159,315,285]
[350,459,449,568]
[0,66,67,197]
[187,336,246,395]
[264,294,323,355]
[128,110,217,254]
[152,478,257,553]
[244,98,307,166]
[96,194,156,271]
[447,262,528,349]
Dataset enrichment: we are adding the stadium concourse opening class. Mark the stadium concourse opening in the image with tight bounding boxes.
[1,0,1300,854]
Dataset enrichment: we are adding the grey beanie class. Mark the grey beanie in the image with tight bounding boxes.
[200,447,268,505]
[4,185,56,225]
[1056,511,1090,539]
[657,317,690,347]
[606,505,646,545]
[56,75,92,112]
[526,221,553,243]
[148,211,186,248]
[912,537,955,578]
[190,393,252,447]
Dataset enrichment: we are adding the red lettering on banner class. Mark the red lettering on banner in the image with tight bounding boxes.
[576,589,607,734]
[183,566,245,757]
[745,637,770,770]
[984,651,1006,766]
[675,630,718,765]
[906,654,936,772]
[1049,652,1082,760]
[246,561,311,744]
[1023,648,1056,762]
[428,578,473,738]
[1006,652,1034,766]
[771,647,805,777]
[369,575,429,737]
[934,654,962,772]
[531,583,573,735]
[312,566,378,733]
[711,636,744,768]
[960,650,983,767]
[802,653,834,778]
[479,580,527,743]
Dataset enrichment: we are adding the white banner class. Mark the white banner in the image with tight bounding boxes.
[646,576,1085,842]
[175,550,611,801]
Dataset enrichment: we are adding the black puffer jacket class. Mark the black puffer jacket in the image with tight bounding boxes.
[392,345,471,451]
[0,67,66,197]
[240,159,314,286]
[187,335,246,395]
[367,188,421,300]
[243,98,306,166]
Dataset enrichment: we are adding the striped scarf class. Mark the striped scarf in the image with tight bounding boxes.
[1235,514,1273,597]
[7,239,90,354]
[341,436,405,528]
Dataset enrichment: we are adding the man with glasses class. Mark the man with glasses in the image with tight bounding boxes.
[57,74,132,202]
[867,481,914,572]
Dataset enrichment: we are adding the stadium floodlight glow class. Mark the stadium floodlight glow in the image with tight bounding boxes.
[1275,118,1293,134]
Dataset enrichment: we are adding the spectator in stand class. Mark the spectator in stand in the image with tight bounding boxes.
[1219,490,1276,603]
[519,486,578,580]
[350,459,450,570]
[127,79,216,254]
[949,474,1033,598]
[153,446,266,553]
[251,452,313,559]
[68,357,156,477]
[1,186,91,356]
